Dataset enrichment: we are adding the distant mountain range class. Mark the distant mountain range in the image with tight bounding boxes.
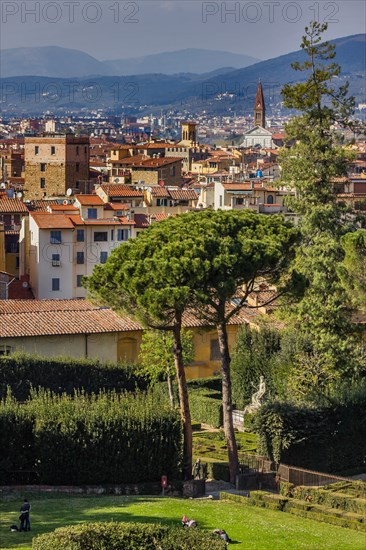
[0,46,259,78]
[1,34,364,115]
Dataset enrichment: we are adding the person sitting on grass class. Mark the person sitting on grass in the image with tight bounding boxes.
[181,515,197,527]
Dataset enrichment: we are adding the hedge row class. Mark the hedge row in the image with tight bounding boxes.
[280,483,366,515]
[255,396,366,472]
[0,390,182,485]
[32,522,227,550]
[0,353,147,400]
[188,378,223,428]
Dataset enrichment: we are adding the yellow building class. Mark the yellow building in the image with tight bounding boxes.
[0,299,260,378]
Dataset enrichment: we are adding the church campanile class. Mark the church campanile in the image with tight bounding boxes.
[254,81,266,128]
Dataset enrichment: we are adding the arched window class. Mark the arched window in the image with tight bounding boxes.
[267,195,274,204]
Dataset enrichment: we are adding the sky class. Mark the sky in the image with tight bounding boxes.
[1,0,365,60]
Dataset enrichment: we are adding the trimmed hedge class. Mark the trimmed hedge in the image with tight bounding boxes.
[280,483,366,515]
[256,397,366,472]
[202,460,230,482]
[186,377,223,428]
[32,522,227,549]
[0,390,182,485]
[0,353,147,400]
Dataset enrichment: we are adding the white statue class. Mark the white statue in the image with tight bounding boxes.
[244,376,266,414]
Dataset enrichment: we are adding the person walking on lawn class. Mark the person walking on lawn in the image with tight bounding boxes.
[19,498,31,532]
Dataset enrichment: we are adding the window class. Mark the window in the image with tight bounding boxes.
[76,146,79,155]
[219,195,223,207]
[267,195,274,204]
[75,180,80,189]
[210,339,221,361]
[76,163,79,173]
[51,146,56,155]
[40,178,46,189]
[0,345,13,356]
[52,278,60,291]
[76,251,84,264]
[157,198,167,206]
[50,230,61,244]
[76,275,83,287]
[84,146,87,154]
[76,229,84,242]
[111,229,114,241]
[52,253,60,266]
[117,229,128,241]
[94,231,108,242]
[100,251,108,264]
[35,146,39,155]
[40,163,46,172]
[87,208,97,219]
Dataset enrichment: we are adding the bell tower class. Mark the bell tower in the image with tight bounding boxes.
[180,121,197,145]
[254,81,266,128]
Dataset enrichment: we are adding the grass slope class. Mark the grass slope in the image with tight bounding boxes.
[1,494,365,550]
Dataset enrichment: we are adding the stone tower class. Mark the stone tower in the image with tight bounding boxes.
[254,82,266,128]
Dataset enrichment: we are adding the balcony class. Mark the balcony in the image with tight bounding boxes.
[258,204,282,214]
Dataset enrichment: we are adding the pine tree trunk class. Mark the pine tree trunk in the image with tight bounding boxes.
[217,321,239,484]
[167,373,175,409]
[173,315,192,480]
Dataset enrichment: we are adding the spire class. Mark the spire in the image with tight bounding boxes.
[254,81,266,128]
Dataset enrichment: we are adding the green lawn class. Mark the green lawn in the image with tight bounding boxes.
[1,494,365,550]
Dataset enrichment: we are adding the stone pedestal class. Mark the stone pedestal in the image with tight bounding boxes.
[183,479,205,498]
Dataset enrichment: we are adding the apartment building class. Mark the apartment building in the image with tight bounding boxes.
[28,195,135,299]
[24,134,90,199]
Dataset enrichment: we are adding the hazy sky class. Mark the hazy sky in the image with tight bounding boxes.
[1,0,365,60]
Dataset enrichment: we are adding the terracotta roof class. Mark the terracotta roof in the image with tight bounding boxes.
[104,202,130,211]
[168,189,198,201]
[26,200,59,212]
[154,213,176,222]
[50,204,79,211]
[134,213,150,228]
[100,184,143,198]
[30,212,75,229]
[0,198,28,213]
[0,299,256,338]
[121,155,183,168]
[0,300,141,337]
[150,186,170,197]
[75,194,104,206]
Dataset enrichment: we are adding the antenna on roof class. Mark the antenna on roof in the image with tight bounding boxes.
[0,183,6,189]
[66,188,73,196]
[16,192,22,199]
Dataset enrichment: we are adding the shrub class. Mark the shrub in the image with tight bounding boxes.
[202,460,230,482]
[0,353,147,401]
[0,390,182,485]
[189,390,223,428]
[255,393,366,472]
[32,522,227,550]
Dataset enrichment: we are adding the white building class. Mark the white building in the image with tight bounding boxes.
[241,126,274,149]
[27,195,135,299]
